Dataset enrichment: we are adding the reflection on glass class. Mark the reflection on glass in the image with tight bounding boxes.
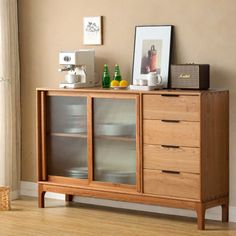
[93,98,136,185]
[46,96,88,179]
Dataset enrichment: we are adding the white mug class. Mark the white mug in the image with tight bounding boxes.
[65,74,80,84]
[147,72,162,86]
[134,79,148,86]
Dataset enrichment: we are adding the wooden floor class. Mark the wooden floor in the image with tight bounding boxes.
[0,197,236,236]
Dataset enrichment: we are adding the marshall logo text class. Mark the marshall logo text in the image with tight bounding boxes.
[178,73,191,79]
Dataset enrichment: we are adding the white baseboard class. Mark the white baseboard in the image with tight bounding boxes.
[11,190,20,200]
[20,181,236,223]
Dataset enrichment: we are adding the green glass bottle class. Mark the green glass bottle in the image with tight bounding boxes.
[113,64,122,82]
[102,64,110,88]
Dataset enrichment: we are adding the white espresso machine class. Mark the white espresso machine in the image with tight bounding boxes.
[59,49,95,88]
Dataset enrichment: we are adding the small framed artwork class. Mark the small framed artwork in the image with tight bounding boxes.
[83,16,103,45]
[132,25,173,88]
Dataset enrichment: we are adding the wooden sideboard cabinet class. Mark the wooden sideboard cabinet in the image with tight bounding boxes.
[37,88,229,230]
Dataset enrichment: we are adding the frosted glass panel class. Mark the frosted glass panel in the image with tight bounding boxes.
[93,98,136,185]
[47,136,87,178]
[46,96,88,179]
[47,96,87,134]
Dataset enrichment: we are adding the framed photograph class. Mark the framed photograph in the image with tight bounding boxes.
[83,16,103,45]
[132,25,173,88]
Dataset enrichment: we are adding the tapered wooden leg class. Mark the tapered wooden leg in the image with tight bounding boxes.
[222,203,229,222]
[65,194,73,202]
[38,185,46,208]
[196,204,206,230]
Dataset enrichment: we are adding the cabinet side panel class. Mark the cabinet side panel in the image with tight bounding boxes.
[201,91,229,201]
[41,91,47,181]
[37,90,42,181]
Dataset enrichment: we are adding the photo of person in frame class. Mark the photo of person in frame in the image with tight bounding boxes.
[140,40,162,75]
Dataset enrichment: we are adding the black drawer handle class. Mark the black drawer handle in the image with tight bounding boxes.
[161,145,180,149]
[162,170,180,175]
[161,119,180,123]
[161,94,179,97]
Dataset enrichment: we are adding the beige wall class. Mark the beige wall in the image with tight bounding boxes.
[18,0,236,206]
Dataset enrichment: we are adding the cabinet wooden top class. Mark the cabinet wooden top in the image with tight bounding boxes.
[36,87,228,96]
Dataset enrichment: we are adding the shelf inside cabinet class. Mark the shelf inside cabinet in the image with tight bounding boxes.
[49,132,87,139]
[94,135,136,142]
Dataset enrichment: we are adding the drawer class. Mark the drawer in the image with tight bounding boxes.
[143,120,200,147]
[143,94,200,121]
[144,144,200,174]
[143,169,200,200]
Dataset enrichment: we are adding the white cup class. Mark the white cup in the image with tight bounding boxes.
[139,79,148,86]
[147,72,162,86]
[133,79,139,85]
[133,79,148,86]
[65,74,80,84]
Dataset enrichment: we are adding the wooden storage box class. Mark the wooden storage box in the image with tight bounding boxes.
[0,186,10,210]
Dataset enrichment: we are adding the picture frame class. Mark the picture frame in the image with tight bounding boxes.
[83,16,103,45]
[132,25,173,88]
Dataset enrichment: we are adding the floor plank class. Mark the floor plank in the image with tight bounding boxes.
[0,196,236,236]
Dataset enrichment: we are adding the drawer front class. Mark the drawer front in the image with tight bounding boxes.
[143,94,200,121]
[143,120,200,147]
[144,144,200,174]
[143,169,200,199]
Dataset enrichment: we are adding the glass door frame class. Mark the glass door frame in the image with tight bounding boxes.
[87,93,141,193]
[37,90,141,193]
[38,90,90,186]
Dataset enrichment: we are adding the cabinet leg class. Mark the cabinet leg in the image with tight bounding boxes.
[196,204,206,230]
[222,203,229,222]
[65,194,73,202]
[38,185,46,208]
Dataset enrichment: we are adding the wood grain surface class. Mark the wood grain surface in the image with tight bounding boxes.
[143,94,200,121]
[1,197,235,236]
[143,144,200,174]
[143,169,200,200]
[143,120,200,147]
